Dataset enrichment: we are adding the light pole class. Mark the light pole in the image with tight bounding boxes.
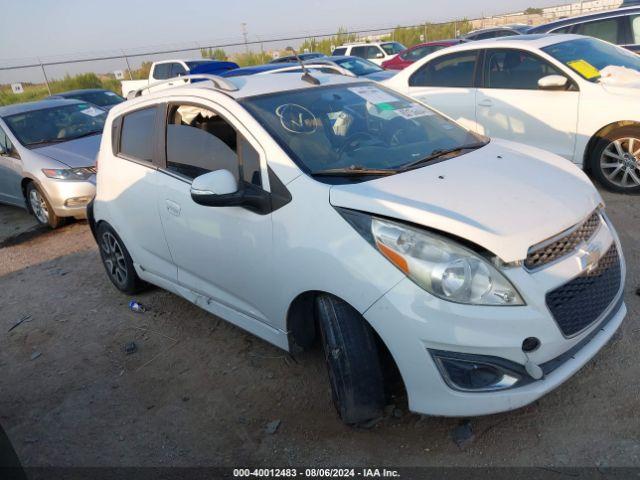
[241,23,249,54]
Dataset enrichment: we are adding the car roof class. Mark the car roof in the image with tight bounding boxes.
[341,41,398,46]
[466,24,530,36]
[529,5,640,31]
[0,98,83,117]
[221,63,290,76]
[50,88,111,97]
[434,33,585,52]
[120,72,369,110]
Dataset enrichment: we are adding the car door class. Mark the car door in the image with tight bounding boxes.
[476,48,580,161]
[405,50,480,132]
[109,104,178,282]
[0,123,24,207]
[155,100,275,326]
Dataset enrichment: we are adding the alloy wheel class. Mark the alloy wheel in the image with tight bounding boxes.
[101,232,128,286]
[29,188,49,224]
[600,137,640,189]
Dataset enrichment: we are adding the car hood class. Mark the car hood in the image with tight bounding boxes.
[599,83,640,97]
[329,139,601,262]
[363,70,397,81]
[33,134,102,168]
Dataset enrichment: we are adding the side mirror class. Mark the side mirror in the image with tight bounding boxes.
[376,52,384,59]
[190,169,271,214]
[538,74,568,90]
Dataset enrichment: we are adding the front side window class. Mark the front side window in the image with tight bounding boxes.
[483,49,565,90]
[120,107,156,161]
[572,18,621,44]
[542,37,640,81]
[165,104,261,186]
[170,63,187,77]
[410,51,478,88]
[366,46,383,59]
[153,63,173,80]
[4,103,106,148]
[0,126,18,158]
[240,83,485,180]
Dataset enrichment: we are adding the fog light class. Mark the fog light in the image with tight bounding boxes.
[430,350,529,392]
[64,196,93,207]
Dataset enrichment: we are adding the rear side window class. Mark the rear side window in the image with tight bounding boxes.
[165,104,261,186]
[351,46,368,59]
[120,107,156,162]
[409,51,478,87]
[152,63,172,80]
[332,47,347,55]
[572,18,622,44]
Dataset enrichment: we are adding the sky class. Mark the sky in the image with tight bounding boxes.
[0,0,573,82]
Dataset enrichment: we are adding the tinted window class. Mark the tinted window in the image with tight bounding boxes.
[165,105,261,186]
[153,63,173,79]
[171,63,187,77]
[332,48,347,55]
[409,51,477,87]
[366,46,383,59]
[573,18,621,44]
[475,31,499,40]
[351,46,368,58]
[381,42,406,55]
[483,49,565,89]
[551,25,574,34]
[71,91,124,107]
[120,107,156,161]
[493,30,519,38]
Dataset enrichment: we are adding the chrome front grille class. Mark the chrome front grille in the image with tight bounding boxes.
[525,211,601,270]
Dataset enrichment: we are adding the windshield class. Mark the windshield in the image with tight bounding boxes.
[71,91,124,107]
[240,83,485,178]
[381,42,406,55]
[542,38,640,81]
[334,57,382,75]
[4,103,106,147]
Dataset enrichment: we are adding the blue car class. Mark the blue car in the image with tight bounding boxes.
[48,88,124,111]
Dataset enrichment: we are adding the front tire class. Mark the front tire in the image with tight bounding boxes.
[315,294,385,425]
[589,126,640,194]
[97,223,146,294]
[26,182,64,229]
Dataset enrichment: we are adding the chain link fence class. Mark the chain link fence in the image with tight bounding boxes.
[0,0,623,106]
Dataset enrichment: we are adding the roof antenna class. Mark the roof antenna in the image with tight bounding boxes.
[286,46,320,85]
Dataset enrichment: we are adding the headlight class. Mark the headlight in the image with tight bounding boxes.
[42,167,95,181]
[370,217,524,306]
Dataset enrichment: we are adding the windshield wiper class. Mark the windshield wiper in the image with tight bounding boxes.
[398,142,487,172]
[311,165,398,176]
[27,130,102,148]
[66,130,102,141]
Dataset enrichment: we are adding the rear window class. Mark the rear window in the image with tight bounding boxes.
[120,107,156,161]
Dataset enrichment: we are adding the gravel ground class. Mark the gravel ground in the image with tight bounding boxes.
[0,190,638,468]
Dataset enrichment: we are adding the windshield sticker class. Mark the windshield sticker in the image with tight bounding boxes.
[80,107,104,117]
[348,85,397,105]
[376,103,395,111]
[567,59,600,79]
[275,104,318,134]
[394,105,432,120]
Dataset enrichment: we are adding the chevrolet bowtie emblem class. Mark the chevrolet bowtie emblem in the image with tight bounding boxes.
[578,242,603,273]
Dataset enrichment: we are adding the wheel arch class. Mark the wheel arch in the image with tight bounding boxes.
[583,120,640,172]
[286,290,407,398]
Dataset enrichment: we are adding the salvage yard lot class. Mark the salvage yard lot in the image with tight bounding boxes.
[0,190,639,468]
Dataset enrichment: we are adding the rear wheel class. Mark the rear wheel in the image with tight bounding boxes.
[26,182,64,229]
[589,126,640,194]
[315,294,385,425]
[97,223,146,294]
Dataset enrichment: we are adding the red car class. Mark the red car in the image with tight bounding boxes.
[381,39,466,70]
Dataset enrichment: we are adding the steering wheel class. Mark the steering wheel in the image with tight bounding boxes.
[337,132,386,161]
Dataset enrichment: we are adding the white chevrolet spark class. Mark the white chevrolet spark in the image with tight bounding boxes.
[89,72,626,424]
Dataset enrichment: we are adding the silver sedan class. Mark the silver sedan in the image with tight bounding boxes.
[0,99,105,228]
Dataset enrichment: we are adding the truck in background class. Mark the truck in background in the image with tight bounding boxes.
[121,59,238,98]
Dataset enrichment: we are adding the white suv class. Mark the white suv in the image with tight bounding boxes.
[90,72,626,424]
[332,42,406,65]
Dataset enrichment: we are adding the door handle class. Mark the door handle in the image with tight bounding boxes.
[165,200,181,216]
[478,99,493,108]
